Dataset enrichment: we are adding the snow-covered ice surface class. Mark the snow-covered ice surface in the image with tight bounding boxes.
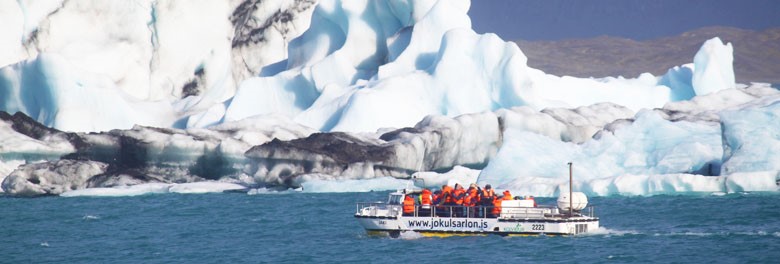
[60,182,247,197]
[0,0,777,197]
[300,176,411,193]
[411,165,480,189]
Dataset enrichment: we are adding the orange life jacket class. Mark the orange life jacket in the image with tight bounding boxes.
[464,189,478,206]
[419,189,432,208]
[403,196,415,214]
[442,186,453,204]
[452,189,465,205]
[482,189,495,199]
[503,190,512,200]
[492,198,502,215]
[481,189,495,206]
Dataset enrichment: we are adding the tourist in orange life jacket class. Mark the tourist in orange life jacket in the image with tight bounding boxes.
[452,184,466,217]
[436,185,453,217]
[418,189,433,216]
[478,184,495,217]
[432,190,442,204]
[480,184,495,205]
[502,190,512,200]
[490,195,503,218]
[403,195,415,216]
[441,185,454,204]
[463,187,479,217]
[463,187,478,206]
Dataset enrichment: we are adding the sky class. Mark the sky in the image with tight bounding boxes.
[468,0,780,41]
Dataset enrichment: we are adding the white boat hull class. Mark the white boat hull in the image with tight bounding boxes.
[355,214,599,237]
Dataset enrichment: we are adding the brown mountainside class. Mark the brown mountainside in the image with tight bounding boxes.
[515,27,780,84]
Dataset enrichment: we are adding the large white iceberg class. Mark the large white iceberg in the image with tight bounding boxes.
[1,0,737,134]
[0,0,773,197]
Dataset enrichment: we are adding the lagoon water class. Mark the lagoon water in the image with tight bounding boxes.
[2,191,779,263]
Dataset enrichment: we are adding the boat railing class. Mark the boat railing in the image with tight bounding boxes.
[581,206,596,218]
[356,202,595,219]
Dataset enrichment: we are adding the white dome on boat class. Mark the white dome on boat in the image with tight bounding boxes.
[557,192,588,211]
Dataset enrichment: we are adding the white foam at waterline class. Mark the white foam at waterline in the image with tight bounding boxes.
[300,177,412,193]
[167,182,247,194]
[734,231,771,236]
[60,182,246,197]
[652,231,777,237]
[673,232,716,237]
[398,231,424,240]
[60,183,172,197]
[82,215,100,220]
[246,187,303,195]
[582,227,641,237]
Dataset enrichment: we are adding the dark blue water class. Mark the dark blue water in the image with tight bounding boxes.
[2,192,779,263]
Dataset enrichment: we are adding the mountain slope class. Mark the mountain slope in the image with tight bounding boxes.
[516,27,780,84]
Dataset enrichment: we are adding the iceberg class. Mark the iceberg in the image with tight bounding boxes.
[0,0,776,197]
[1,0,739,134]
[476,84,780,196]
[479,109,724,188]
[692,37,736,96]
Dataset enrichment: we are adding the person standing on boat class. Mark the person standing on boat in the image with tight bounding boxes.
[437,185,454,217]
[490,194,503,218]
[403,195,416,216]
[418,189,433,216]
[452,184,466,217]
[463,186,479,217]
[481,184,495,203]
[480,184,496,217]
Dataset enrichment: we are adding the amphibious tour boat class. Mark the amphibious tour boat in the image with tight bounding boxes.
[354,163,599,237]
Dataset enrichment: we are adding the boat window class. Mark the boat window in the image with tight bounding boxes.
[388,194,403,205]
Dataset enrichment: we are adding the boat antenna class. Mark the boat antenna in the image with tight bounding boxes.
[568,162,573,217]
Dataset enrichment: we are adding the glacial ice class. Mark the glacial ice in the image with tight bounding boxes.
[0,111,316,195]
[300,176,411,193]
[1,0,737,133]
[411,165,480,189]
[478,110,724,189]
[0,0,776,197]
[720,99,780,174]
[692,37,736,96]
[475,85,780,197]
[2,160,108,196]
[1,0,317,131]
[0,54,177,132]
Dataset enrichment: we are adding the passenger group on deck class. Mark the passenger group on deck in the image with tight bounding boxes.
[402,183,535,218]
